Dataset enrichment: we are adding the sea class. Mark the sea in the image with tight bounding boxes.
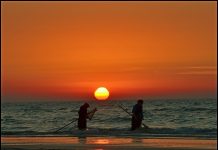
[1,98,217,139]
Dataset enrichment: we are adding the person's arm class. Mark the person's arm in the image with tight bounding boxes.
[87,108,97,120]
[87,108,96,115]
[141,107,144,120]
[85,109,89,118]
[132,105,136,114]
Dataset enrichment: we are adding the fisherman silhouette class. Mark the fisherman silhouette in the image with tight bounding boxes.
[78,103,97,130]
[131,99,144,130]
[78,103,90,130]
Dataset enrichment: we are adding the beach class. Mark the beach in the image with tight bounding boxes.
[2,98,217,150]
[1,136,217,150]
[1,100,217,149]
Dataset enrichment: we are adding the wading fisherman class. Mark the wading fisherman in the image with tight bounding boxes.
[78,103,97,130]
[131,99,144,130]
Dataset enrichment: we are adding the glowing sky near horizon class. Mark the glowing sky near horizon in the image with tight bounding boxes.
[1,1,217,100]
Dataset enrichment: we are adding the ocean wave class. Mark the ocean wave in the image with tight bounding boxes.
[2,100,216,139]
[151,107,217,112]
[181,107,217,112]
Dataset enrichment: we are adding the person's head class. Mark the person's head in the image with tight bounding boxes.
[137,99,143,105]
[83,103,90,108]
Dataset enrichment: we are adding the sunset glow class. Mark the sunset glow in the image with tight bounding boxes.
[1,1,217,100]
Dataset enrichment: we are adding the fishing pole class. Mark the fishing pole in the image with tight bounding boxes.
[87,108,97,120]
[54,107,97,133]
[118,104,149,129]
[54,118,78,133]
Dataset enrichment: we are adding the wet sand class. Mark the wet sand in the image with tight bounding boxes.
[1,136,217,150]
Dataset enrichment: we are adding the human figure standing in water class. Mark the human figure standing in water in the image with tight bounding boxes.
[78,103,90,130]
[78,103,97,130]
[131,99,144,130]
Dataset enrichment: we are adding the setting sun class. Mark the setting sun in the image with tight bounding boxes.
[1,2,217,150]
[94,87,110,100]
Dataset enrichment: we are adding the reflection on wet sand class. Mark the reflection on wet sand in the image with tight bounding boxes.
[1,137,79,144]
[141,138,217,149]
[1,136,217,150]
[2,137,133,145]
[86,137,133,145]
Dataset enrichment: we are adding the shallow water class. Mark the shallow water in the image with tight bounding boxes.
[1,99,217,138]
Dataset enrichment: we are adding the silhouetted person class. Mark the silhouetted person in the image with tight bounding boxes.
[131,99,144,130]
[78,103,90,130]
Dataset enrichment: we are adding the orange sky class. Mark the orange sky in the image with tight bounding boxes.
[1,2,217,100]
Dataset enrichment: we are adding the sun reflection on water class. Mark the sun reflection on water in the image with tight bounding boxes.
[86,137,133,145]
